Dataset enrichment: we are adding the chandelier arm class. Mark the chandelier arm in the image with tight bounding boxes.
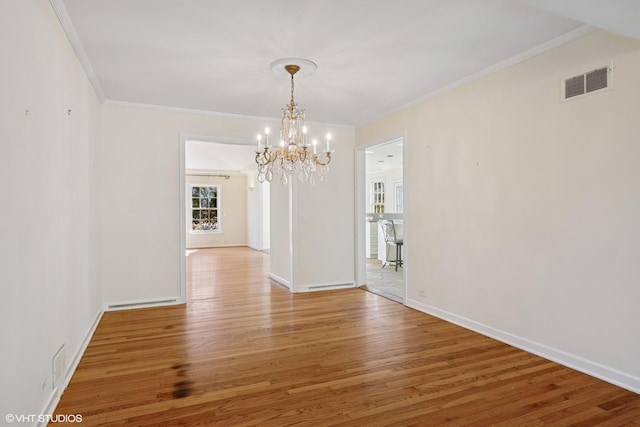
[255,150,272,166]
[314,153,332,167]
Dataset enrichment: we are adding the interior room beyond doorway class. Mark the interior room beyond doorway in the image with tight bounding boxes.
[181,138,270,301]
[364,138,404,301]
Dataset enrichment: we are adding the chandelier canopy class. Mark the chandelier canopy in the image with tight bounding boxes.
[255,59,333,185]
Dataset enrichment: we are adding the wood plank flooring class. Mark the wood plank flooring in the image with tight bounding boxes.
[53,247,640,426]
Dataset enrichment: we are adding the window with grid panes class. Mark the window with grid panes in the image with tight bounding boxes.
[190,185,220,233]
[371,181,385,213]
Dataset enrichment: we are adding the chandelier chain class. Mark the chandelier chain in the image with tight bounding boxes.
[290,72,295,107]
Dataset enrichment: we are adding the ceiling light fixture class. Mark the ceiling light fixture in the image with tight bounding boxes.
[255,58,334,185]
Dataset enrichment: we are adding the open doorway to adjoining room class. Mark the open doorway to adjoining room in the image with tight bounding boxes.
[360,138,405,302]
[180,137,270,302]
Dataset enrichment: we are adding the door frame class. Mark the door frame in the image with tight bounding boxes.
[179,133,264,301]
[355,133,408,298]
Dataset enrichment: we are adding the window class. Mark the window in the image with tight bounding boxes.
[371,181,385,213]
[190,184,220,233]
[395,182,404,213]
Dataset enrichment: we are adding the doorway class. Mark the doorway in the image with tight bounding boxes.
[358,138,405,301]
[179,136,270,302]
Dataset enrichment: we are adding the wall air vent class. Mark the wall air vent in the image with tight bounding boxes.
[563,66,611,100]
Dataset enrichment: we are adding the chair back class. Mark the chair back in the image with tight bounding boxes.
[379,220,397,244]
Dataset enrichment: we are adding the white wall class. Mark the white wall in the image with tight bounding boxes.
[292,127,356,291]
[0,0,102,418]
[269,179,292,287]
[246,170,270,251]
[261,180,271,250]
[356,30,640,392]
[101,105,355,303]
[266,126,356,291]
[101,105,278,305]
[185,174,247,248]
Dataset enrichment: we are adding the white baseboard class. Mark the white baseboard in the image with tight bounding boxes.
[186,243,246,249]
[269,273,290,289]
[247,244,269,252]
[105,297,184,311]
[267,275,355,293]
[38,309,104,427]
[405,298,640,394]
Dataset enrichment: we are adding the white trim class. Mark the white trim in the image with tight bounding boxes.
[356,24,597,128]
[405,298,640,394]
[184,134,256,147]
[104,100,273,121]
[269,272,291,289]
[400,132,409,303]
[38,309,103,426]
[104,100,354,129]
[354,150,366,286]
[63,310,103,389]
[105,298,184,311]
[180,135,187,303]
[186,169,245,177]
[288,180,296,292]
[49,0,106,103]
[186,243,246,249]
[355,133,408,295]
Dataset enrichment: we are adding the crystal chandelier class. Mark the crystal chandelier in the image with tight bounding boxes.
[255,61,333,185]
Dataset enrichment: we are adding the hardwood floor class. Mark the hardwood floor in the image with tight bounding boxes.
[53,247,639,426]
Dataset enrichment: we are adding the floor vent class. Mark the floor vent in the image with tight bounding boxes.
[108,299,177,310]
[52,345,66,390]
[563,66,610,100]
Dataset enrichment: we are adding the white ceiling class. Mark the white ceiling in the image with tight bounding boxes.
[366,140,404,174]
[54,0,638,129]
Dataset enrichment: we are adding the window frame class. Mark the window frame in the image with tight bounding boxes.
[188,183,222,234]
[371,180,385,213]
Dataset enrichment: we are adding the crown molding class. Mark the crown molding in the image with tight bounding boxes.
[357,24,597,128]
[49,0,106,102]
[104,100,354,129]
